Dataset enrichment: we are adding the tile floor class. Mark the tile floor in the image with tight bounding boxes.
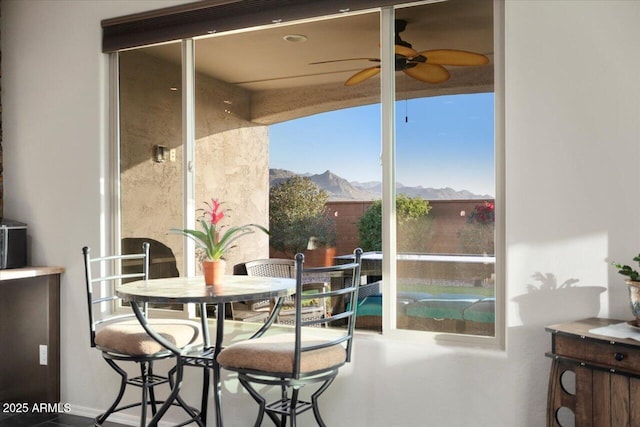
[0,412,129,427]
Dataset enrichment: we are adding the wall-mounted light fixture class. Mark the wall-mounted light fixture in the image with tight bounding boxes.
[153,146,177,163]
[154,145,168,163]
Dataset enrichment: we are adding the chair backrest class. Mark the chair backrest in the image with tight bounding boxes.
[245,258,296,310]
[82,243,150,348]
[245,258,295,278]
[293,248,362,377]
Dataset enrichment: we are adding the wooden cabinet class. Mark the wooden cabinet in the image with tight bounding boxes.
[546,318,640,426]
[0,267,64,403]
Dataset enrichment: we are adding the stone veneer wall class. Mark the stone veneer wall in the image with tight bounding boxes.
[0,4,3,220]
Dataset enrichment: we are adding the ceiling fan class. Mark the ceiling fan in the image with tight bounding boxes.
[311,20,489,86]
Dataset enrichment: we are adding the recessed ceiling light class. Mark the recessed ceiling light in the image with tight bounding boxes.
[283,34,308,43]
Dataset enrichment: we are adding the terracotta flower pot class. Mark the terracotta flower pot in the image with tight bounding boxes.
[203,259,226,286]
[303,246,337,267]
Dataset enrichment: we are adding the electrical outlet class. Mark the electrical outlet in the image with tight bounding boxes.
[39,345,48,365]
[169,149,176,162]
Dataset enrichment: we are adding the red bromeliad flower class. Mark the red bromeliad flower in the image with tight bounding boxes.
[208,198,225,225]
[171,197,268,261]
[468,201,495,225]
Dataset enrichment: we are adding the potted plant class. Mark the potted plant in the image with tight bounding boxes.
[613,254,640,323]
[303,214,337,267]
[171,198,268,285]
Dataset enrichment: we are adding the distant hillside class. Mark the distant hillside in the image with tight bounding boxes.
[376,181,491,200]
[270,169,492,201]
[269,168,298,186]
[270,169,378,201]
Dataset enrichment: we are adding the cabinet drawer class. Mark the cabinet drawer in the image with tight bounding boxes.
[555,334,640,375]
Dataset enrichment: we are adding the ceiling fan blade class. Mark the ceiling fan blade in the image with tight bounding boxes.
[419,49,490,66]
[344,66,381,86]
[395,44,418,58]
[403,63,450,83]
[310,58,380,65]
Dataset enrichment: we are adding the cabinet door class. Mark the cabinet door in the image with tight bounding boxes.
[591,370,610,426]
[0,275,60,403]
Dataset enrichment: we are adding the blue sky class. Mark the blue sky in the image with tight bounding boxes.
[269,92,494,196]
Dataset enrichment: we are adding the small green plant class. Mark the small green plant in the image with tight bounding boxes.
[614,254,640,281]
[358,195,432,252]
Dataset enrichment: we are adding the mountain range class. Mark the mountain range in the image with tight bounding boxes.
[269,169,493,201]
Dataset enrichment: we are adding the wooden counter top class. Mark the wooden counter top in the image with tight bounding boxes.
[0,266,65,281]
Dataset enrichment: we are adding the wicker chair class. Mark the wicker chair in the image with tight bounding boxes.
[233,258,327,325]
[217,248,362,426]
[82,243,202,426]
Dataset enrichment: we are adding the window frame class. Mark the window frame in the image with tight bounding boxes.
[106,0,505,347]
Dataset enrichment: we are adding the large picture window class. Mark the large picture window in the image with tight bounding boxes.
[111,0,501,345]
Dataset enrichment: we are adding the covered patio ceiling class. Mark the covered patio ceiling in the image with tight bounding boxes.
[143,0,493,124]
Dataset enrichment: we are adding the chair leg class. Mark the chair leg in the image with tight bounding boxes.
[238,377,268,427]
[96,357,129,425]
[289,387,300,427]
[278,384,288,427]
[148,361,158,416]
[139,362,149,427]
[200,366,210,424]
[168,365,205,426]
[147,361,185,427]
[237,375,338,427]
[310,376,336,427]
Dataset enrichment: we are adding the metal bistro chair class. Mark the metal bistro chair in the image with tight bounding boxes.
[217,248,362,427]
[83,243,202,426]
[234,258,327,325]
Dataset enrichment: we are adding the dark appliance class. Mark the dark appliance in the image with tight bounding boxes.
[0,219,27,269]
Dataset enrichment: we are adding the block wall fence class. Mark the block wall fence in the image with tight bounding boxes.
[326,199,494,257]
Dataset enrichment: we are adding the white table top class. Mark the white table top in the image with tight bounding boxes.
[116,274,295,304]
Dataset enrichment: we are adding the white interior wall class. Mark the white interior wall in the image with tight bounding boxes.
[2,0,640,426]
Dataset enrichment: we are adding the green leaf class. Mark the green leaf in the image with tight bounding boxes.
[169,228,209,250]
[171,218,267,261]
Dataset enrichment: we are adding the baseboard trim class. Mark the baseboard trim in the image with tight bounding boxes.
[69,404,178,427]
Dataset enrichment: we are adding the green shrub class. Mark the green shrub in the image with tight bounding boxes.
[458,201,495,254]
[358,195,432,252]
[269,177,336,256]
[358,201,383,252]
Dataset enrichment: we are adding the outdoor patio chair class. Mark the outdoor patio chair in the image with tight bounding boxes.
[234,258,328,325]
[217,248,362,426]
[82,243,202,426]
[229,258,294,322]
